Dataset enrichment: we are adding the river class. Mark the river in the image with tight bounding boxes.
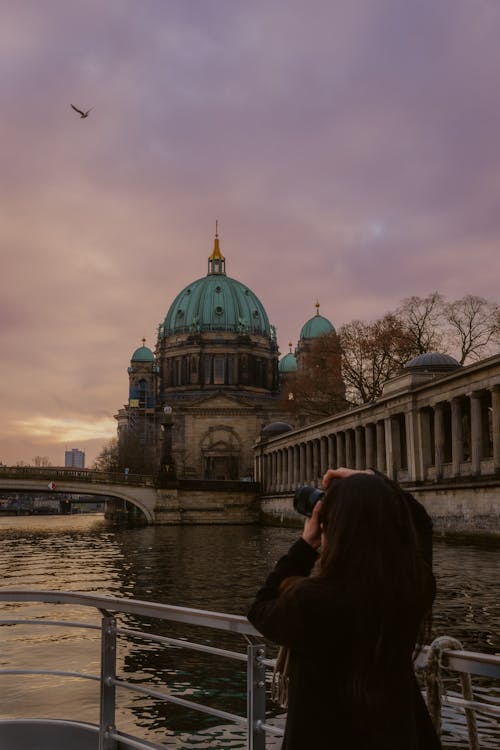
[0,514,498,748]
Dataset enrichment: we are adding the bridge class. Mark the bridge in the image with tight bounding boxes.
[0,467,260,524]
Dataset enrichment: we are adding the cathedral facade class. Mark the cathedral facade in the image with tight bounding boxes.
[115,230,338,480]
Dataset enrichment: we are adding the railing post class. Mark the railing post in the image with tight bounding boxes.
[99,613,117,750]
[247,644,266,750]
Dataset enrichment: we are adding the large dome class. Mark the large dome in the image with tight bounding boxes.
[163,275,271,336]
[162,234,272,338]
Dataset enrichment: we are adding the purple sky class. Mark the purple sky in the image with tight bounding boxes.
[1,0,500,466]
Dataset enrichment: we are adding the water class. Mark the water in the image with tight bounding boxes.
[0,515,498,748]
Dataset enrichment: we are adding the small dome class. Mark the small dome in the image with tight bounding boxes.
[261,421,293,436]
[300,314,334,340]
[131,345,155,362]
[300,303,335,340]
[405,352,461,373]
[279,352,298,373]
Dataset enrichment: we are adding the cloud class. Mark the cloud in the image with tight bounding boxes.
[1,0,499,464]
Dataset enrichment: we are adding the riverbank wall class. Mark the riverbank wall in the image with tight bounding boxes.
[259,480,500,536]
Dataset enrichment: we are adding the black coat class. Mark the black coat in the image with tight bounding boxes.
[247,489,442,750]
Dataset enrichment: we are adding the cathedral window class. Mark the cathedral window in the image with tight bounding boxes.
[214,356,225,385]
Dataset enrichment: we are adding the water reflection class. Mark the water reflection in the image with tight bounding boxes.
[0,515,498,747]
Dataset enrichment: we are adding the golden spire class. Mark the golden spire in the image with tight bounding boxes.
[142,337,146,346]
[315,299,320,316]
[209,219,225,261]
[288,341,293,353]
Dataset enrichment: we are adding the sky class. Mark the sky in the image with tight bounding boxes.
[1,0,500,467]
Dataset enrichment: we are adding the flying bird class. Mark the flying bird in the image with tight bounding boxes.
[71,104,94,118]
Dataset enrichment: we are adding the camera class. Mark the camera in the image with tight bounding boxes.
[293,486,325,517]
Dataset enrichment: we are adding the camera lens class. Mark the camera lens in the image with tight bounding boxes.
[293,486,325,517]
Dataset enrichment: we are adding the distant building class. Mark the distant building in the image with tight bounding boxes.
[65,449,85,469]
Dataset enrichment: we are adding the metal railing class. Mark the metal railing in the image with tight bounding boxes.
[0,589,283,750]
[0,590,499,749]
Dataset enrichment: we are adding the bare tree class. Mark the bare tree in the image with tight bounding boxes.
[395,292,445,354]
[32,456,52,467]
[444,295,500,364]
[284,332,347,419]
[339,314,415,405]
[92,438,120,472]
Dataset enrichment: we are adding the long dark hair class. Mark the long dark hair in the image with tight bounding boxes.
[317,473,434,708]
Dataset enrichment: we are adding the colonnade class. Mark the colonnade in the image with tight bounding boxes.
[256,374,500,493]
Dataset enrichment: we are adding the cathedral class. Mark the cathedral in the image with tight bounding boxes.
[115,229,337,480]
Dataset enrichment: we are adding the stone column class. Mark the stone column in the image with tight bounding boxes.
[277,450,283,492]
[365,424,375,469]
[306,442,313,483]
[328,435,336,468]
[451,397,464,477]
[263,454,270,492]
[492,386,500,473]
[434,403,445,481]
[355,427,364,469]
[470,392,483,475]
[376,421,386,473]
[312,440,319,484]
[384,418,395,479]
[294,445,301,486]
[320,437,327,478]
[345,430,354,468]
[270,452,276,492]
[299,443,306,484]
[337,432,346,467]
[287,447,293,491]
[405,409,419,482]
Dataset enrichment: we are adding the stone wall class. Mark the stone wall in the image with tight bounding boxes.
[259,483,500,536]
[154,485,260,524]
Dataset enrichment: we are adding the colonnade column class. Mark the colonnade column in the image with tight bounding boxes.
[434,403,445,481]
[320,437,327,478]
[328,435,336,468]
[470,392,483,474]
[294,445,301,486]
[299,443,306,485]
[493,386,500,473]
[337,432,346,467]
[355,427,364,469]
[384,418,395,479]
[376,421,386,473]
[312,441,319,484]
[287,447,294,491]
[345,430,354,468]
[451,397,464,477]
[365,424,375,469]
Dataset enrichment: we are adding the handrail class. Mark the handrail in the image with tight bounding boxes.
[0,589,270,750]
[0,589,260,635]
[1,590,499,750]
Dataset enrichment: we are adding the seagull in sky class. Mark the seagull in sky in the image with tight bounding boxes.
[71,104,94,118]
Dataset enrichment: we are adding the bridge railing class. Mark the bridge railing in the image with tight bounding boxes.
[0,466,154,486]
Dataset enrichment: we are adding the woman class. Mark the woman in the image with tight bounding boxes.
[247,468,442,749]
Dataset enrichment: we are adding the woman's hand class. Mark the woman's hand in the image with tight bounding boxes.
[322,467,374,490]
[301,500,323,550]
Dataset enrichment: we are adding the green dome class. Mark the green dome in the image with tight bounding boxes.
[162,274,272,337]
[279,352,298,373]
[131,345,155,362]
[300,313,334,340]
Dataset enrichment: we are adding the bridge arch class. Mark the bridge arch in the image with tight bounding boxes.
[0,472,157,523]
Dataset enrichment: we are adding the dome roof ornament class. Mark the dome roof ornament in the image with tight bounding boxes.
[315,299,320,316]
[208,220,226,275]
